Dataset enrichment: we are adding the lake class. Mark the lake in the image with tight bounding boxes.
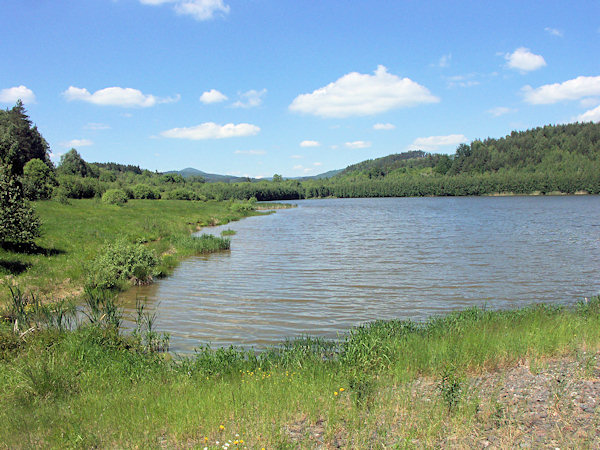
[119,196,600,352]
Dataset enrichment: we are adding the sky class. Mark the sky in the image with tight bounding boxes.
[1,1,599,178]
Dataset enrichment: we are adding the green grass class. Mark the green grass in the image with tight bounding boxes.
[1,297,599,448]
[0,199,260,304]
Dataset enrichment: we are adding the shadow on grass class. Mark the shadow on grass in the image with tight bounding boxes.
[0,242,65,256]
[0,260,31,275]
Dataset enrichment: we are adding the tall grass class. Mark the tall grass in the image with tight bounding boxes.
[0,295,599,447]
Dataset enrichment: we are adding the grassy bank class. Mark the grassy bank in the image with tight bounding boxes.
[1,296,599,448]
[0,198,261,304]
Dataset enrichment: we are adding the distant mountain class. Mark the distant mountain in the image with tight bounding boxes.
[164,168,250,183]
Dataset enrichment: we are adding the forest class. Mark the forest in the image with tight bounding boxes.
[2,102,600,210]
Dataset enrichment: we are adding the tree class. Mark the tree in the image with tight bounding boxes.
[0,164,41,246]
[57,148,90,177]
[272,174,283,182]
[0,100,51,175]
[22,158,57,200]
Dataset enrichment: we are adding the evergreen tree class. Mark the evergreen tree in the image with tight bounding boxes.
[0,100,51,175]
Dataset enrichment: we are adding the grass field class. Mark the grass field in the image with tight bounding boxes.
[1,296,600,448]
[0,198,261,304]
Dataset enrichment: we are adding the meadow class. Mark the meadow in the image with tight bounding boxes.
[0,198,261,304]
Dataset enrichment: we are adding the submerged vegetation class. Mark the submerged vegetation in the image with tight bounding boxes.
[1,291,600,447]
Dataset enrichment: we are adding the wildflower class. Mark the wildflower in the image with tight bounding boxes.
[339,388,345,392]
[334,391,338,396]
[205,437,209,442]
[220,425,225,430]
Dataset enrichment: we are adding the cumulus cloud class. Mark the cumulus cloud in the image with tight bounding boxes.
[504,47,546,72]
[63,86,179,108]
[232,89,266,108]
[373,123,395,130]
[409,134,467,151]
[300,140,320,147]
[313,162,322,166]
[200,89,227,104]
[290,155,303,159]
[0,85,36,104]
[289,65,439,118]
[487,107,515,117]
[575,105,600,123]
[544,27,563,37]
[234,149,266,155]
[523,76,600,104]
[161,122,260,140]
[61,139,93,148]
[140,0,230,21]
[345,141,371,149]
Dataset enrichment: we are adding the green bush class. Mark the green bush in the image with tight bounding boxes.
[101,189,128,206]
[164,188,198,200]
[132,183,160,200]
[87,239,159,290]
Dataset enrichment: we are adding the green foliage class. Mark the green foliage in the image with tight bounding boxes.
[437,363,464,412]
[101,188,128,206]
[169,233,230,254]
[132,183,160,199]
[57,148,95,177]
[22,158,57,200]
[164,188,197,200]
[86,239,159,290]
[0,101,51,176]
[0,164,41,245]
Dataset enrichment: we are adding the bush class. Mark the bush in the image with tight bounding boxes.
[101,189,128,206]
[164,188,198,200]
[0,165,41,245]
[132,184,160,200]
[87,239,159,290]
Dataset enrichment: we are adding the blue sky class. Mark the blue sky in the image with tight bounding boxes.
[1,1,599,178]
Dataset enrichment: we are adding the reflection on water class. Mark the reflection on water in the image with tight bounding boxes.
[119,196,600,352]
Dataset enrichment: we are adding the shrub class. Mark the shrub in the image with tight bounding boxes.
[164,188,198,200]
[132,183,160,199]
[0,165,41,245]
[87,239,159,290]
[101,188,128,206]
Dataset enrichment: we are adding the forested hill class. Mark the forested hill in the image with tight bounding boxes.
[338,122,600,179]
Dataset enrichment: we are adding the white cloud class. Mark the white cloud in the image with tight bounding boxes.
[234,149,266,155]
[575,105,600,123]
[199,89,227,104]
[345,141,371,149]
[290,155,303,159]
[232,89,266,108]
[140,0,230,21]
[445,74,481,88]
[293,165,303,170]
[504,47,546,72]
[63,86,179,107]
[313,162,322,166]
[0,85,36,104]
[373,123,395,130]
[523,76,600,104]
[438,53,451,68]
[300,140,320,147]
[84,122,111,130]
[289,65,439,118]
[409,134,467,151]
[62,139,93,148]
[487,106,516,117]
[544,27,563,37]
[161,122,260,140]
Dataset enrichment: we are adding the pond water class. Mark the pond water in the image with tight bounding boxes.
[119,196,600,352]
